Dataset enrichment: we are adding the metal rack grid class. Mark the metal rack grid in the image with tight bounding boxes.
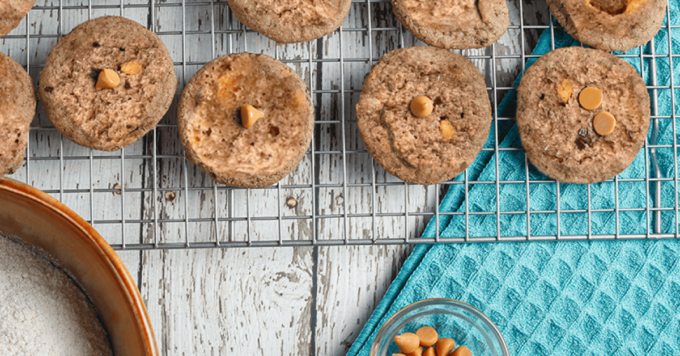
[1,0,678,249]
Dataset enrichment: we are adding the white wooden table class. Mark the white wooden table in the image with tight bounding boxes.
[1,0,549,354]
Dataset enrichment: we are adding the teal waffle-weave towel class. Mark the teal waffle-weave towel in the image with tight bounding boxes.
[347,9,680,356]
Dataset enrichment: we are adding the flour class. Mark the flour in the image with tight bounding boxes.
[0,235,113,356]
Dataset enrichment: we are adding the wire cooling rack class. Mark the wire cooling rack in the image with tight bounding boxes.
[1,0,678,249]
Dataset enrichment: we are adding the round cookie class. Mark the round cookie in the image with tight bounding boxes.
[39,16,177,151]
[516,47,650,184]
[0,52,36,175]
[547,0,665,52]
[0,0,36,38]
[356,46,492,185]
[228,0,352,44]
[178,53,314,188]
[391,0,509,49]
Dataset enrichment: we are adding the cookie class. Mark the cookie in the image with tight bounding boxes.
[547,0,665,52]
[0,52,36,175]
[356,46,492,185]
[178,53,314,188]
[517,47,650,184]
[391,0,509,49]
[39,16,177,151]
[0,0,35,38]
[228,0,352,44]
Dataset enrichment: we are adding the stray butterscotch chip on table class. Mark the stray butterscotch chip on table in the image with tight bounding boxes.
[120,61,142,75]
[593,111,616,135]
[95,69,120,90]
[241,104,264,128]
[578,87,602,110]
[557,80,572,104]
[410,96,434,118]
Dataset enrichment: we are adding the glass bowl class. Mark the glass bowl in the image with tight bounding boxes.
[370,299,509,356]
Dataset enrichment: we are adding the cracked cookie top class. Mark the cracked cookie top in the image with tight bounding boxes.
[356,46,492,184]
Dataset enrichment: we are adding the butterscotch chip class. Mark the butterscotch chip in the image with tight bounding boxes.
[439,121,454,138]
[416,326,438,347]
[557,80,572,104]
[411,96,433,118]
[394,333,420,354]
[578,87,602,110]
[408,346,423,356]
[95,69,120,90]
[39,16,177,151]
[178,53,314,188]
[0,53,36,175]
[593,111,616,136]
[120,61,142,75]
[435,338,456,356]
[517,47,650,184]
[241,104,264,128]
[423,347,435,356]
[452,346,471,356]
[356,46,492,185]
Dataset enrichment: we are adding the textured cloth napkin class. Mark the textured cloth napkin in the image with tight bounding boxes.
[348,8,680,356]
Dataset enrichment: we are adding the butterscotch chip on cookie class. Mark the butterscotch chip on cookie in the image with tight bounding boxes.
[39,16,177,151]
[547,0,665,52]
[0,0,35,38]
[356,46,492,185]
[517,47,650,184]
[178,53,314,188]
[0,53,36,175]
[227,0,352,44]
[391,0,509,49]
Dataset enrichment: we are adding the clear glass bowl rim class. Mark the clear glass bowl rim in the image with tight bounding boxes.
[370,298,510,356]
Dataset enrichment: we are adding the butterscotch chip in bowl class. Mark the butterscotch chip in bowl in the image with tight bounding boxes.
[0,52,36,176]
[39,16,177,151]
[178,53,314,188]
[517,47,649,184]
[356,46,492,185]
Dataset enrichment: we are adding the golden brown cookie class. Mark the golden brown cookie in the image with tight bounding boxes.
[227,0,352,44]
[39,16,177,151]
[178,53,314,188]
[391,0,509,49]
[517,47,650,184]
[0,0,36,38]
[547,0,666,52]
[356,46,492,184]
[0,53,35,176]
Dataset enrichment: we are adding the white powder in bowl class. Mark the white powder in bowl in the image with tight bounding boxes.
[0,235,113,356]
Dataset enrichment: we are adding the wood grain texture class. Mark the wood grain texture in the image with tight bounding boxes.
[0,0,551,354]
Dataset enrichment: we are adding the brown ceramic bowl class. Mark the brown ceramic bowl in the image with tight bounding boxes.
[0,177,158,356]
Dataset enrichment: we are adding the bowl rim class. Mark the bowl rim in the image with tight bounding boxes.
[0,177,159,356]
[371,298,510,356]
